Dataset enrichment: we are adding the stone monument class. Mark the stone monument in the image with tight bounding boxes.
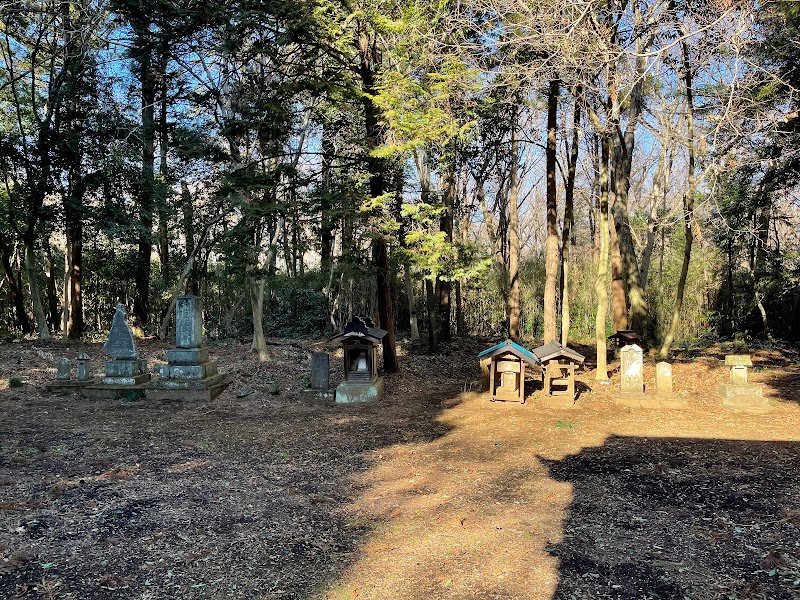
[147,296,229,401]
[82,305,151,399]
[310,352,330,390]
[719,354,769,412]
[642,361,687,409]
[48,354,95,392]
[615,344,646,407]
[56,357,71,381]
[76,353,92,382]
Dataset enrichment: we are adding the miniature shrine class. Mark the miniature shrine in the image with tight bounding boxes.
[531,341,585,399]
[478,340,538,402]
[330,316,387,403]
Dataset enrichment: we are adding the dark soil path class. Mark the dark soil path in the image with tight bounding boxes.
[1,338,798,599]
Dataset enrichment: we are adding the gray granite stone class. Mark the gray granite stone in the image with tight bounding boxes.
[310,352,329,390]
[335,377,384,403]
[101,373,151,386]
[166,348,208,365]
[76,353,91,381]
[106,359,146,377]
[175,296,203,349]
[103,304,138,359]
[157,363,217,380]
[57,357,71,380]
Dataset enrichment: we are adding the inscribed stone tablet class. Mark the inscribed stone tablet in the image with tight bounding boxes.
[176,296,203,349]
[620,344,644,394]
[103,304,138,359]
[655,361,672,396]
[310,352,329,390]
[57,357,71,380]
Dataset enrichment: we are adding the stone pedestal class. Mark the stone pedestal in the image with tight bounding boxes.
[335,377,384,404]
[719,383,770,412]
[147,296,229,401]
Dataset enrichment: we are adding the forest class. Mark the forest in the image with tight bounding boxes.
[1,0,799,365]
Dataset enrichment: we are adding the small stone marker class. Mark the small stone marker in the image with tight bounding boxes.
[620,344,644,394]
[57,357,71,380]
[175,296,203,349]
[76,353,92,381]
[310,352,329,391]
[719,354,769,412]
[655,362,672,396]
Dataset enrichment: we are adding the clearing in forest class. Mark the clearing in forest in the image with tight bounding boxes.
[1,339,799,599]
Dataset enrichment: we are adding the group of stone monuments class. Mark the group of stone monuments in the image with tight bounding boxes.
[305,315,387,404]
[51,296,229,401]
[475,336,769,412]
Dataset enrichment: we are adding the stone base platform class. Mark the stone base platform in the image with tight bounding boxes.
[719,383,771,412]
[46,379,95,392]
[539,395,578,409]
[146,373,230,401]
[641,396,689,410]
[335,377,384,404]
[614,392,647,408]
[81,382,149,401]
[302,388,336,401]
[101,373,151,386]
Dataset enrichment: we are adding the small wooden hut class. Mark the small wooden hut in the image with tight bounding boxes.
[531,341,585,399]
[478,340,539,402]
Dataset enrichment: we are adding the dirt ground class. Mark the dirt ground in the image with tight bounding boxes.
[1,337,799,600]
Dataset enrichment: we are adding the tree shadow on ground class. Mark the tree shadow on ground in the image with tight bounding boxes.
[542,436,800,600]
[0,340,466,600]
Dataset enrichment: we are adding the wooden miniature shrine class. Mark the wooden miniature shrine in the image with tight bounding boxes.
[531,341,585,399]
[478,340,538,402]
[608,330,643,349]
[330,316,387,403]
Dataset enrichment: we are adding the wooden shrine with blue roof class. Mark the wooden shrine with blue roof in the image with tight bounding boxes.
[478,340,539,402]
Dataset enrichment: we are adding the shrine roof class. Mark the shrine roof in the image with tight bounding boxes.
[531,340,585,364]
[478,340,538,364]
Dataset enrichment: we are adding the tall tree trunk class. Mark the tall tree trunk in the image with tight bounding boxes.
[1,245,32,334]
[507,108,522,341]
[320,128,335,270]
[24,239,50,340]
[660,40,697,357]
[132,24,155,332]
[437,164,455,343]
[595,134,611,380]
[561,92,580,345]
[608,137,627,332]
[404,263,420,341]
[44,244,60,331]
[158,41,170,280]
[357,24,398,372]
[543,80,560,343]
[426,278,439,353]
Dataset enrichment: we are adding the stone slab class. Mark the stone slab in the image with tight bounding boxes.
[157,362,217,380]
[620,344,644,394]
[106,359,146,377]
[46,379,96,391]
[655,362,673,396]
[335,377,384,404]
[175,296,203,349]
[718,383,763,398]
[146,377,230,402]
[310,352,330,391]
[101,373,151,386]
[81,382,150,401]
[725,355,753,367]
[149,373,227,390]
[166,348,209,365]
[722,395,772,413]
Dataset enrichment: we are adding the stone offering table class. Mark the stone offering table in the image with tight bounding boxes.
[719,354,770,412]
[147,296,229,401]
[531,341,585,408]
[478,340,539,403]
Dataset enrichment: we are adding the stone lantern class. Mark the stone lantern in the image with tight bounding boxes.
[330,316,386,403]
[76,353,92,382]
